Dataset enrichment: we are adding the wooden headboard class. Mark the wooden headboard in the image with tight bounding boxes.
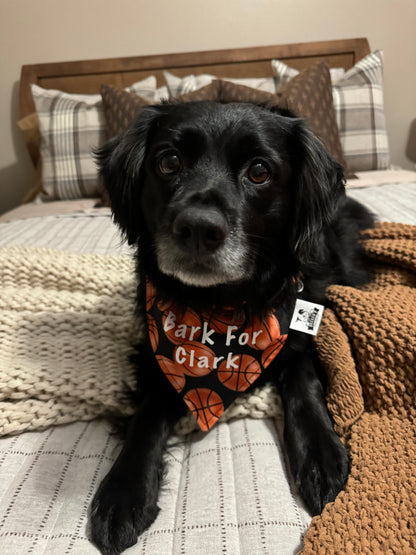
[19,37,370,119]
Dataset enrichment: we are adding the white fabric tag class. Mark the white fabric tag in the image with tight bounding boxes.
[289,299,325,336]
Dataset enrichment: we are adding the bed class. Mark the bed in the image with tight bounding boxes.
[0,38,415,554]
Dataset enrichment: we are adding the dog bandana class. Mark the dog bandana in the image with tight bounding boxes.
[146,280,289,431]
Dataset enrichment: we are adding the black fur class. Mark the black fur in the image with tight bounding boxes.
[90,101,374,554]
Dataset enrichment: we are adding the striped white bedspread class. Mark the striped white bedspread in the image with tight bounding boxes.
[1,180,415,255]
[347,181,416,224]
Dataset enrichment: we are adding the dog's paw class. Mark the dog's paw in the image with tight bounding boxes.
[291,428,350,516]
[90,473,159,555]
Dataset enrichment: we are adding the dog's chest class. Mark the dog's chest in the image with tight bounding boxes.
[146,280,290,431]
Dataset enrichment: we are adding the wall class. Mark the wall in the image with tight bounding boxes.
[1,0,415,214]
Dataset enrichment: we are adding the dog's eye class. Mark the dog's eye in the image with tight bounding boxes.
[247,161,270,184]
[159,153,181,175]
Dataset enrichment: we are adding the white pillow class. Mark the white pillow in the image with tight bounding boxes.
[164,71,277,97]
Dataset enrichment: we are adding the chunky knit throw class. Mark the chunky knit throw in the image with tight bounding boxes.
[0,247,282,437]
[0,248,138,435]
[302,222,416,554]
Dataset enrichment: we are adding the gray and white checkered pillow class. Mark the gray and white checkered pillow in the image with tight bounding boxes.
[332,51,389,171]
[272,51,390,172]
[32,78,167,200]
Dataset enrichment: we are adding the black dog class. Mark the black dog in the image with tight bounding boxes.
[90,101,373,554]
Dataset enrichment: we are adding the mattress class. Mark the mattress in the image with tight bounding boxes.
[0,174,415,554]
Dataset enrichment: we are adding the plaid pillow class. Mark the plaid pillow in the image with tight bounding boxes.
[32,77,163,200]
[272,51,390,171]
[332,51,390,171]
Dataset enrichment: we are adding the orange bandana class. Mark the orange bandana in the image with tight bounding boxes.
[146,281,288,431]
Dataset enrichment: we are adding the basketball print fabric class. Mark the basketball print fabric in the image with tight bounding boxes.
[146,280,289,431]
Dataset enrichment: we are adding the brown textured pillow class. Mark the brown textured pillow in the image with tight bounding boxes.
[178,81,221,103]
[101,82,223,137]
[217,79,276,105]
[100,84,152,138]
[215,62,347,170]
[100,82,222,139]
[276,62,347,170]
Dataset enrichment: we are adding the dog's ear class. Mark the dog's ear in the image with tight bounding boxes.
[95,106,162,244]
[289,120,345,261]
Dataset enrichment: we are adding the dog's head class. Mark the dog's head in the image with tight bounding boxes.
[97,101,344,290]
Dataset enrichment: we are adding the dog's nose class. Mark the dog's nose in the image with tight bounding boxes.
[172,208,228,252]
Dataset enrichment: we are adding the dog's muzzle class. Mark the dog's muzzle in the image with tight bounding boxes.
[156,203,251,287]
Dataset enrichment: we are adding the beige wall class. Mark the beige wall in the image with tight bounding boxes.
[1,0,415,214]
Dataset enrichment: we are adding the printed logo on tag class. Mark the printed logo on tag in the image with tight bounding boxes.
[289,299,324,336]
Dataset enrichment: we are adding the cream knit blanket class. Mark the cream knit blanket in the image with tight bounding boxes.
[0,247,282,437]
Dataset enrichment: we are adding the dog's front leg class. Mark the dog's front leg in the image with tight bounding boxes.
[90,395,179,555]
[275,349,350,516]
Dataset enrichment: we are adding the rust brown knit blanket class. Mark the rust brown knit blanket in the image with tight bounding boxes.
[302,222,416,554]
